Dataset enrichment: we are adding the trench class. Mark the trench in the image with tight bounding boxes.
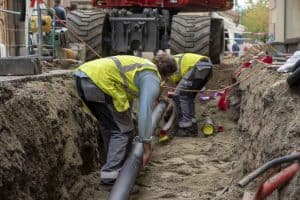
[0,57,300,200]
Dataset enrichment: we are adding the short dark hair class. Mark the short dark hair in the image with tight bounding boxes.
[70,3,77,11]
[153,53,177,78]
[55,0,61,5]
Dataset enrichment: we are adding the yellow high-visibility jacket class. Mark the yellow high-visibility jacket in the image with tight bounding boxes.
[77,56,160,112]
[169,53,209,84]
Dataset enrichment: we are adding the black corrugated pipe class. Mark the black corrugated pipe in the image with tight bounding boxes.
[108,138,143,200]
[108,100,168,200]
[238,152,300,188]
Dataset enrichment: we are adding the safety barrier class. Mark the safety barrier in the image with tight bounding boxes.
[0,3,56,58]
[224,31,269,56]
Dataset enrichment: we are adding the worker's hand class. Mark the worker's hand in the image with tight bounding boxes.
[142,143,152,166]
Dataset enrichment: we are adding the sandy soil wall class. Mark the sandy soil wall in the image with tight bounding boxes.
[236,63,300,198]
[0,72,104,200]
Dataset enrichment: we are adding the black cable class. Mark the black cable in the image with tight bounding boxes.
[238,152,300,188]
[20,0,26,21]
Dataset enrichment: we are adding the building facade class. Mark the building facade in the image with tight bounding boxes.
[269,0,300,52]
[0,0,29,57]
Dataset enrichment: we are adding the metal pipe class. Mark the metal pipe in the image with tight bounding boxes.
[25,0,29,55]
[110,17,156,21]
[48,8,56,58]
[238,152,300,188]
[0,8,20,15]
[108,100,168,200]
[37,3,43,59]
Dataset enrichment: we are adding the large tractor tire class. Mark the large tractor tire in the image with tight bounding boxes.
[209,18,224,64]
[170,15,211,56]
[67,9,111,61]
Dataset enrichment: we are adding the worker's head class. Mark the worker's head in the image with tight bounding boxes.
[70,3,77,11]
[153,53,177,80]
[55,0,61,5]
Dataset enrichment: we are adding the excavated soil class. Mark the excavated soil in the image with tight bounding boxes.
[234,62,300,199]
[131,57,242,200]
[0,72,106,200]
[1,56,300,200]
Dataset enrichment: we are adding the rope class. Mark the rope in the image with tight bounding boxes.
[266,43,284,56]
[213,67,239,71]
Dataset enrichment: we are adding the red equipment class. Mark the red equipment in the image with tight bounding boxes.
[67,0,233,62]
[218,89,229,111]
[30,0,44,7]
[92,0,233,10]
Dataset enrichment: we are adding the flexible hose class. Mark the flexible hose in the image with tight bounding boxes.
[108,100,168,200]
[254,162,300,200]
[238,152,300,188]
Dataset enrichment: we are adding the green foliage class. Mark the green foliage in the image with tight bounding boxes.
[246,0,269,7]
[240,0,269,35]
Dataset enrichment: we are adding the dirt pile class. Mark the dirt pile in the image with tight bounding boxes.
[234,62,300,198]
[0,72,104,200]
[41,59,82,73]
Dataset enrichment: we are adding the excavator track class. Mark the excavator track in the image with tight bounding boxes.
[67,9,110,61]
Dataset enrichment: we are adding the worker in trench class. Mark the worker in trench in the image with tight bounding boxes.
[73,54,177,186]
[166,53,213,137]
[53,0,67,27]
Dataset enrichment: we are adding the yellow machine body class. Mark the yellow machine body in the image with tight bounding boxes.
[31,15,52,33]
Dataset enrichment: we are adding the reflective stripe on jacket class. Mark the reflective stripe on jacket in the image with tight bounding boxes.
[169,53,210,84]
[77,55,160,112]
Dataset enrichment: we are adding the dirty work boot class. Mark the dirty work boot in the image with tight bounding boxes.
[101,178,115,185]
[97,178,115,191]
[176,124,198,137]
[97,184,113,192]
[191,123,198,134]
[176,128,190,137]
[176,128,196,137]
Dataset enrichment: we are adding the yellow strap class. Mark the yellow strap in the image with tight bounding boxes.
[174,54,184,79]
[110,57,139,97]
[110,56,157,97]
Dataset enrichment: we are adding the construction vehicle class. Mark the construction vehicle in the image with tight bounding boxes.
[67,0,233,63]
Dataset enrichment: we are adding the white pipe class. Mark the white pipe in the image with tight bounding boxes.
[25,0,29,55]
[0,8,20,15]
[0,43,7,57]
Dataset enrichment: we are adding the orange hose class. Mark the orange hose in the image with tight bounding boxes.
[254,162,300,200]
